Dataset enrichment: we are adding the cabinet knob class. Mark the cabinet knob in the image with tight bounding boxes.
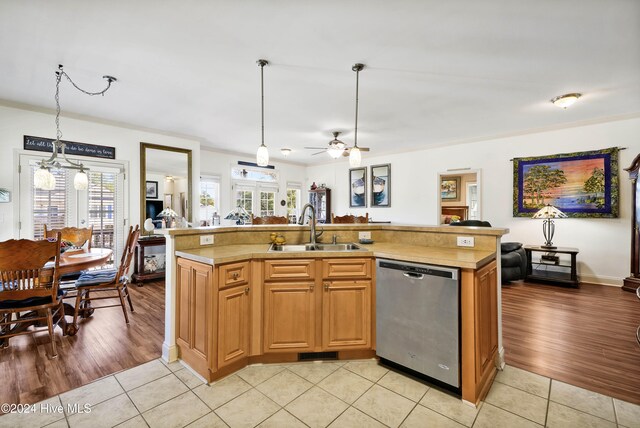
[324,282,329,291]
[232,272,239,280]
[245,287,250,294]
[309,284,314,291]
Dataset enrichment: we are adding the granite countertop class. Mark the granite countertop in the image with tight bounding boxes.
[175,241,495,269]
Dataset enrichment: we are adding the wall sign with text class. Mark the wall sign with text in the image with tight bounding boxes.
[23,135,116,160]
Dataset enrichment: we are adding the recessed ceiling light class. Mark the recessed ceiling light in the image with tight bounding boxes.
[551,93,582,109]
[280,148,292,156]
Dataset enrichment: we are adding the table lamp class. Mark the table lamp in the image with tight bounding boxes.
[532,204,567,249]
[224,206,251,225]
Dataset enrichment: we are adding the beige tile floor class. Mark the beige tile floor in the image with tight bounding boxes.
[2,358,640,428]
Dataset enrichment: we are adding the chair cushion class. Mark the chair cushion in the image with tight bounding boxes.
[0,296,53,309]
[501,251,523,267]
[75,269,117,287]
[501,242,523,253]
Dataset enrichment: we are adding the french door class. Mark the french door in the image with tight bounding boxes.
[19,154,127,263]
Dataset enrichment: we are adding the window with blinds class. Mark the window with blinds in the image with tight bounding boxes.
[87,170,116,250]
[32,167,69,239]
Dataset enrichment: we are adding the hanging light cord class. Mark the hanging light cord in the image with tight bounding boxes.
[352,63,364,148]
[45,64,116,169]
[258,60,267,147]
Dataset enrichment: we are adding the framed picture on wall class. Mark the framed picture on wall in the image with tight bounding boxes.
[164,193,173,210]
[349,167,367,208]
[370,164,391,207]
[145,181,158,199]
[441,176,460,201]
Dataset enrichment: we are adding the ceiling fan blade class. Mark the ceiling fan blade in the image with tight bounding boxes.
[310,151,327,156]
[304,147,327,150]
[359,147,370,151]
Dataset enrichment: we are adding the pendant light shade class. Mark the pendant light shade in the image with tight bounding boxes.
[256,59,269,166]
[74,169,89,190]
[257,143,269,166]
[349,146,361,167]
[35,166,56,190]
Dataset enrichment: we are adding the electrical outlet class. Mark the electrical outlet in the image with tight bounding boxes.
[359,231,371,240]
[457,236,475,247]
[200,235,214,245]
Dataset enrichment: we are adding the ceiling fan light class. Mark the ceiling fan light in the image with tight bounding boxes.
[73,169,89,190]
[349,146,361,167]
[551,93,582,109]
[328,146,343,159]
[257,144,269,166]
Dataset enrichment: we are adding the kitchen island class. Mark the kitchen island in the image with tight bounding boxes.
[156,223,508,406]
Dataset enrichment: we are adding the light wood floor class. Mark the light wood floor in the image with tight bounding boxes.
[0,281,165,406]
[502,281,640,405]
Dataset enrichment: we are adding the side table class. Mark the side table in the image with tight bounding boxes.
[132,235,166,284]
[524,245,579,287]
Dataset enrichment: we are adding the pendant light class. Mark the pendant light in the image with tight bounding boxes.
[256,59,269,166]
[350,63,365,167]
[35,64,116,191]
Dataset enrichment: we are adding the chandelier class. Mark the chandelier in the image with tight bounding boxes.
[34,64,117,191]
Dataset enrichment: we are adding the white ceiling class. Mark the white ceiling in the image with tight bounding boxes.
[1,1,639,164]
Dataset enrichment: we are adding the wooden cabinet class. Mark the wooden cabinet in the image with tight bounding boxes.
[176,258,213,376]
[308,188,331,223]
[263,281,316,352]
[219,261,250,289]
[474,260,498,386]
[263,257,373,353]
[461,259,498,405]
[217,283,250,368]
[133,236,166,283]
[322,280,371,349]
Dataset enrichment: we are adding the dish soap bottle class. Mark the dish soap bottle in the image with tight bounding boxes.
[213,211,220,226]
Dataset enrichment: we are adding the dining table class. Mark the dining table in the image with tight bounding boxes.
[52,248,113,335]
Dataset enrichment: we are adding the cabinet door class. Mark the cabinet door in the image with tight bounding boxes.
[176,258,213,378]
[218,284,250,368]
[263,281,316,352]
[474,261,498,384]
[322,280,371,350]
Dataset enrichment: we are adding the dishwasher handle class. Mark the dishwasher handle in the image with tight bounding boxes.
[403,271,425,280]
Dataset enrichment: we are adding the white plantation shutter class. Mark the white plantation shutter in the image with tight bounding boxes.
[115,171,125,267]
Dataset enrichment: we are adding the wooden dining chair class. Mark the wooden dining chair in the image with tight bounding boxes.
[44,225,93,250]
[331,213,369,224]
[69,225,140,331]
[0,233,66,358]
[251,214,289,224]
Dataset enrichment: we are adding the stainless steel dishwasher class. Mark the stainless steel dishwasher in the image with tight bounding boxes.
[376,258,460,389]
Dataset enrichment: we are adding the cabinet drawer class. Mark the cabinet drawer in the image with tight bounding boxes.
[264,259,315,281]
[322,258,372,279]
[219,261,250,289]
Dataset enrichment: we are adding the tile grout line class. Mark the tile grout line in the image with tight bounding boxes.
[112,373,146,425]
[493,376,550,399]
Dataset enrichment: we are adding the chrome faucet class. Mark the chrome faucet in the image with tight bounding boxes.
[299,203,323,245]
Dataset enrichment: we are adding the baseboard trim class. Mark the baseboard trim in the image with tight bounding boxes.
[162,343,179,363]
[579,274,623,287]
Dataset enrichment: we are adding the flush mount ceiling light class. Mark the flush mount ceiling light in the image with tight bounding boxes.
[256,59,269,166]
[551,93,582,109]
[280,148,292,157]
[349,63,365,167]
[34,64,116,191]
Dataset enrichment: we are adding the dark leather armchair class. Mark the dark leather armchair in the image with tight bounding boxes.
[501,242,526,283]
[450,220,526,283]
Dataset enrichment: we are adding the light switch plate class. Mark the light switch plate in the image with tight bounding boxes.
[359,231,372,240]
[200,235,214,245]
[457,236,475,247]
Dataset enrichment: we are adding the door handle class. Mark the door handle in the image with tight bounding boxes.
[403,272,425,280]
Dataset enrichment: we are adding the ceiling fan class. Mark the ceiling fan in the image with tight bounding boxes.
[304,131,370,159]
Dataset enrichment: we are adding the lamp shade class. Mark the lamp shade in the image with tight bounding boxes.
[257,144,269,166]
[74,170,89,190]
[532,204,567,219]
[349,147,361,167]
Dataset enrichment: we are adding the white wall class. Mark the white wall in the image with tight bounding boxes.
[0,104,201,241]
[306,117,640,285]
[199,148,307,224]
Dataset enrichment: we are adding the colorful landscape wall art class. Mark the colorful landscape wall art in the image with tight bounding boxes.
[513,147,619,218]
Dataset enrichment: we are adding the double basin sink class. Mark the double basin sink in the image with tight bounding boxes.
[269,243,365,252]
